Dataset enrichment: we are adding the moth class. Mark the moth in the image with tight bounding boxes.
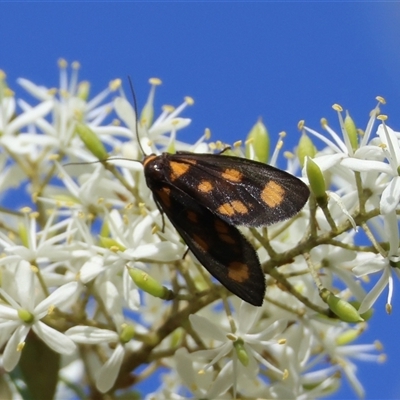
[142,149,309,306]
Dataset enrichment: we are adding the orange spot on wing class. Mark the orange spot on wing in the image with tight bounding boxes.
[214,219,236,244]
[193,234,209,251]
[219,233,236,244]
[218,200,249,216]
[198,180,213,193]
[170,161,191,181]
[221,168,243,182]
[261,181,285,208]
[214,218,229,233]
[228,262,250,282]
[187,211,198,223]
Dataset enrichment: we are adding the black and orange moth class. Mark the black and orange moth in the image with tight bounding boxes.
[73,85,309,306]
[110,79,310,306]
[140,143,309,306]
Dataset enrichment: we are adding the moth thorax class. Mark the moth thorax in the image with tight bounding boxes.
[144,155,166,180]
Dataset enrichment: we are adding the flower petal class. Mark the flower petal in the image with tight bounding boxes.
[189,314,227,342]
[32,321,76,355]
[3,325,30,371]
[66,326,118,344]
[380,177,400,215]
[96,344,125,393]
[358,267,391,314]
[34,282,79,317]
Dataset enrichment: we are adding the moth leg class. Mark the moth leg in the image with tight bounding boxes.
[153,196,167,232]
[182,247,190,260]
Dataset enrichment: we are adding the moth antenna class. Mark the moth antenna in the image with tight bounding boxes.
[64,157,141,167]
[66,79,143,168]
[63,159,105,167]
[127,76,146,156]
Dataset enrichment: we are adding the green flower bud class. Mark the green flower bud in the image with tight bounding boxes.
[297,134,317,168]
[140,78,162,129]
[18,222,29,248]
[306,157,328,206]
[344,111,358,152]
[325,292,363,323]
[128,267,174,300]
[77,81,90,101]
[170,328,184,348]
[234,338,249,367]
[303,381,337,392]
[348,301,373,321]
[99,221,110,239]
[336,328,362,346]
[99,236,126,252]
[165,142,176,155]
[75,122,108,160]
[119,324,135,343]
[0,70,9,103]
[245,118,269,163]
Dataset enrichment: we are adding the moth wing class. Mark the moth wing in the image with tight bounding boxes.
[152,184,266,306]
[170,152,310,226]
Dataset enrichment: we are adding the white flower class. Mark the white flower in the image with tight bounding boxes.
[174,347,232,399]
[0,209,77,287]
[310,233,366,302]
[66,325,126,393]
[376,124,400,214]
[305,321,382,398]
[186,303,287,397]
[114,90,195,155]
[353,211,400,313]
[270,342,339,399]
[0,261,77,371]
[66,281,140,393]
[303,102,382,171]
[4,60,122,166]
[51,161,133,212]
[301,106,384,228]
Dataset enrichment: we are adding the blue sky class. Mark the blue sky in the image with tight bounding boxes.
[2,3,400,398]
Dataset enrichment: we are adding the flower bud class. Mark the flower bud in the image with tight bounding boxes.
[77,81,90,101]
[140,78,162,129]
[306,157,328,206]
[336,328,362,346]
[349,301,373,321]
[75,122,108,160]
[344,111,358,152]
[18,223,29,248]
[234,338,249,367]
[119,324,135,343]
[325,291,363,323]
[297,134,316,168]
[245,118,269,163]
[128,267,174,300]
[99,236,126,252]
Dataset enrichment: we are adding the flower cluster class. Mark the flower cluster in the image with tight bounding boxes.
[0,60,392,398]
